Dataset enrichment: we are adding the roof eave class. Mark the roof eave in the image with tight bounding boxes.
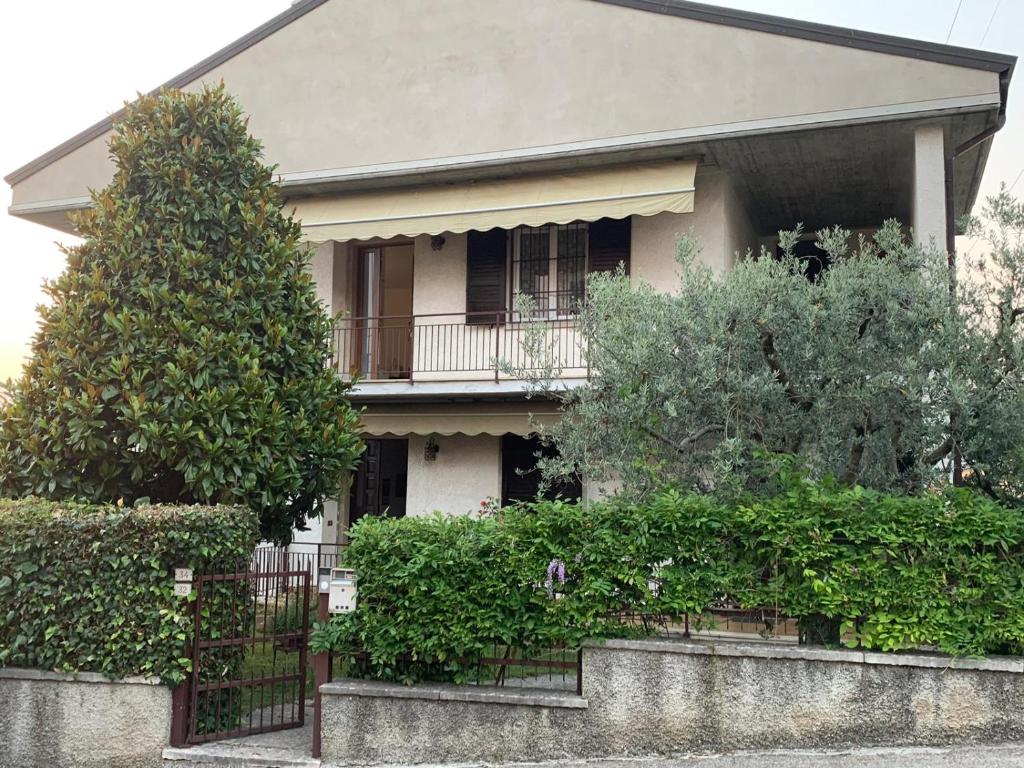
[4,0,1017,188]
[3,0,329,186]
[595,0,1016,76]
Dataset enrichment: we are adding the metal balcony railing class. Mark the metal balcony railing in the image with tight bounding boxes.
[331,311,587,382]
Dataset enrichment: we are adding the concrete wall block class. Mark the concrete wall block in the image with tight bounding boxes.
[320,685,587,765]
[581,640,1024,753]
[320,640,1024,765]
[0,669,171,768]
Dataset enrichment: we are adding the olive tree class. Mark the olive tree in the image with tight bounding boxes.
[514,189,1024,502]
[0,85,363,542]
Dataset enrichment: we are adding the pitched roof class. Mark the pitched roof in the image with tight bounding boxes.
[4,0,1016,186]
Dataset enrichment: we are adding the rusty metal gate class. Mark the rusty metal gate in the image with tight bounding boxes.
[182,569,311,744]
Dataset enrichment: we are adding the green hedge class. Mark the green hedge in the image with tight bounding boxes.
[0,498,257,684]
[312,481,1024,675]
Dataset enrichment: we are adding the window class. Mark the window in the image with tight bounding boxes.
[511,223,588,317]
[501,434,582,506]
[466,219,629,323]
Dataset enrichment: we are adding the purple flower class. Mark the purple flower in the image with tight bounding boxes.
[545,558,567,598]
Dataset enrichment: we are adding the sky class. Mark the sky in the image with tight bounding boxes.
[1,0,1022,383]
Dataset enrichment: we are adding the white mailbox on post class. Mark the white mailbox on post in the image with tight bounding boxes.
[328,568,357,614]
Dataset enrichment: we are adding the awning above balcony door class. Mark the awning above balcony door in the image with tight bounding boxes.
[358,402,561,437]
[293,159,698,243]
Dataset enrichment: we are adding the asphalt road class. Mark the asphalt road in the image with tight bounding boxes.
[544,744,1024,768]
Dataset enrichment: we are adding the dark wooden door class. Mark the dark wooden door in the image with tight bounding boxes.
[350,439,408,525]
[351,439,381,525]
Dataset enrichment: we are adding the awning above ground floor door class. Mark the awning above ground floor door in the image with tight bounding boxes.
[292,159,698,243]
[358,402,561,437]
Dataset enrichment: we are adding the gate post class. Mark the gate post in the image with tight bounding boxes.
[312,570,330,759]
[170,592,195,748]
[169,681,190,747]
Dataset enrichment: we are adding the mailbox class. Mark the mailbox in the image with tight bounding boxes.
[328,568,357,614]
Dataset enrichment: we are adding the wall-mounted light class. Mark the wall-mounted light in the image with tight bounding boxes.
[430,235,446,252]
[424,438,440,462]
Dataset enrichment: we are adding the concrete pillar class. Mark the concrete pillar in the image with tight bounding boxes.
[912,123,948,251]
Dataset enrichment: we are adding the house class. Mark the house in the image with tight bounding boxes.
[5,0,1014,547]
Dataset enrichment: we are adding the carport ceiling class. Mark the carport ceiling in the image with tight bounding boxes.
[706,112,992,233]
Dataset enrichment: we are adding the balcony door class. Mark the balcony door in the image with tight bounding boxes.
[358,244,414,379]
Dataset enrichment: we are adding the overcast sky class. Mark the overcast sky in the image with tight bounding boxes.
[1,0,1021,382]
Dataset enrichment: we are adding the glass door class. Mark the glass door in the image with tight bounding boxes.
[358,244,414,378]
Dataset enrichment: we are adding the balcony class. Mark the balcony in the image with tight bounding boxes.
[332,312,587,386]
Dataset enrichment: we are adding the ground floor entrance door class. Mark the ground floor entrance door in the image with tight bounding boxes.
[350,438,409,525]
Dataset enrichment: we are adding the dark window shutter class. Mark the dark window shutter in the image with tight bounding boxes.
[466,228,508,324]
[501,434,582,506]
[587,217,631,275]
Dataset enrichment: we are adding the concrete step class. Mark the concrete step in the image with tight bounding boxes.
[163,742,319,768]
[162,741,319,768]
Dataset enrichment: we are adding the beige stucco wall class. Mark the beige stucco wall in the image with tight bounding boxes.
[10,0,999,212]
[632,172,756,291]
[406,434,501,516]
[412,233,467,317]
[309,241,336,308]
[722,177,759,269]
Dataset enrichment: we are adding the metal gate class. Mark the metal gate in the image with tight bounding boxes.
[184,569,311,744]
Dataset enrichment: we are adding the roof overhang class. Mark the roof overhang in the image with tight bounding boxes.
[598,0,1015,76]
[5,0,1016,236]
[4,0,1015,191]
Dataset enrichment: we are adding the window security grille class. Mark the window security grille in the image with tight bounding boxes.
[511,223,587,317]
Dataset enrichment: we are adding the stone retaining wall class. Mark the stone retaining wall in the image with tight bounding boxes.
[584,638,1024,755]
[0,667,171,768]
[319,638,1024,765]
[319,679,588,764]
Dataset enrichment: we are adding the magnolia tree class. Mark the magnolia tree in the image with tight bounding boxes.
[514,188,1024,502]
[0,86,363,542]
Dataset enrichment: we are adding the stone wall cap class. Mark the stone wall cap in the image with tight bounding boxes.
[320,678,588,708]
[585,638,1023,673]
[0,666,163,685]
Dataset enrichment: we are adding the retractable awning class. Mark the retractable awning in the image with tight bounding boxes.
[358,404,560,437]
[292,159,697,243]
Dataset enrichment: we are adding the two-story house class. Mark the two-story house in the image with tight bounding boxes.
[5,0,1014,549]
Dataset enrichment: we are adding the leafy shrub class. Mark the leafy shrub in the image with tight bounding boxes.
[312,481,1024,676]
[738,479,1024,654]
[0,497,258,684]
[0,84,363,543]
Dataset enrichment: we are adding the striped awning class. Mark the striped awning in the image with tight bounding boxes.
[291,159,697,243]
[358,403,560,437]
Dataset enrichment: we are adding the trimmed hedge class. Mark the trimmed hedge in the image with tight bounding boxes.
[312,481,1024,677]
[0,497,257,684]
